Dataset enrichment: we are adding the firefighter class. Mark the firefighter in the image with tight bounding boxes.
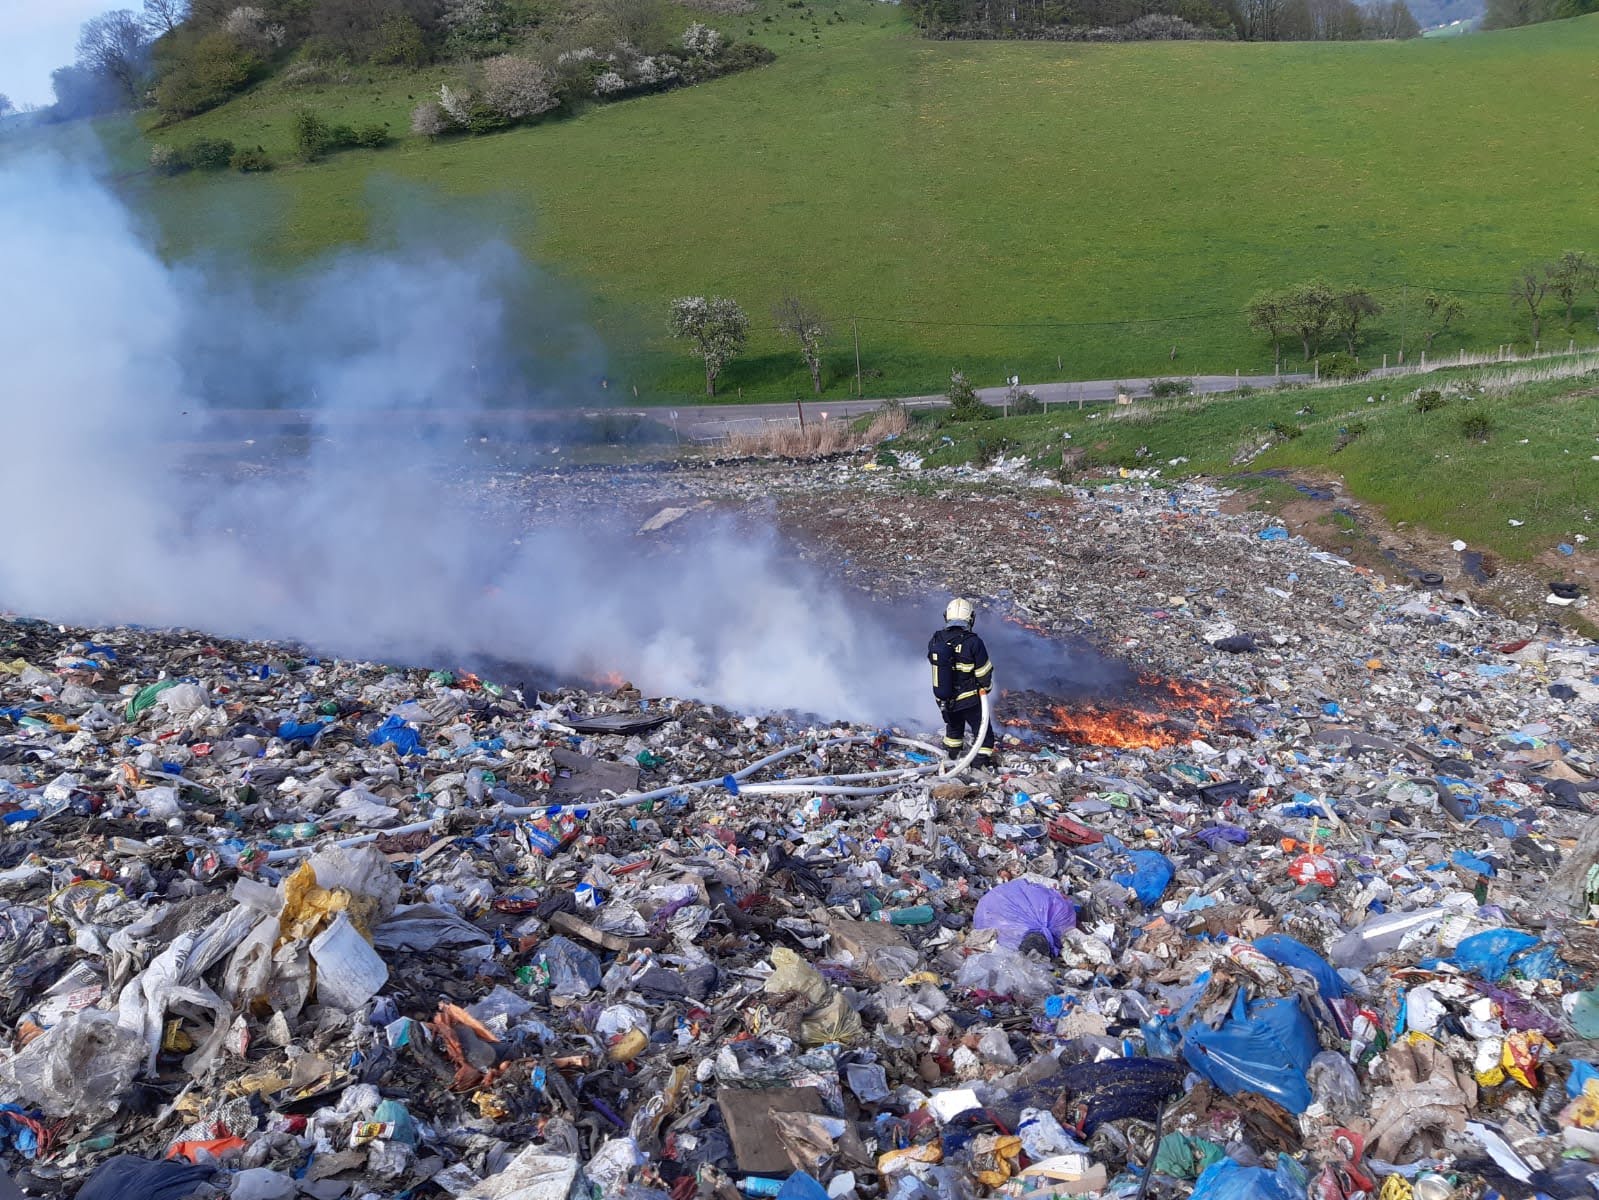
[928,597,997,768]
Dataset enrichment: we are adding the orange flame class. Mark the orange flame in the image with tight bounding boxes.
[1050,673,1233,750]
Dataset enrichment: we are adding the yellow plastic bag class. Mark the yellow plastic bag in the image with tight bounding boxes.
[765,947,830,1007]
[800,990,863,1046]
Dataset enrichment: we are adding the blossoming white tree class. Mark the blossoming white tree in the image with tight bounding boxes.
[670,296,749,397]
[481,54,557,120]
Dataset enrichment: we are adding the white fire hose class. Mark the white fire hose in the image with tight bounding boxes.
[262,692,993,862]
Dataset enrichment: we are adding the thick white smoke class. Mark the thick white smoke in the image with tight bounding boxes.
[0,153,934,724]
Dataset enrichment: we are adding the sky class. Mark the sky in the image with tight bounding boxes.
[0,0,110,108]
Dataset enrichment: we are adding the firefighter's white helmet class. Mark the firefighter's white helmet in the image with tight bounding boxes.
[945,597,975,628]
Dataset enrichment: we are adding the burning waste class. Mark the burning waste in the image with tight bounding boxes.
[3,149,1599,1200]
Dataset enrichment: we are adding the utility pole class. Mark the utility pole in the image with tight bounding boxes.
[1398,283,1407,364]
[852,318,862,398]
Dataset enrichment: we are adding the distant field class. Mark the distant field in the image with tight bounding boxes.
[905,358,1599,564]
[99,8,1599,403]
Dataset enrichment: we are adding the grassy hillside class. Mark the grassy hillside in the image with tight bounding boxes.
[102,8,1599,403]
[906,358,1599,563]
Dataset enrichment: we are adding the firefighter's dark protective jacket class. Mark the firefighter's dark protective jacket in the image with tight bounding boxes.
[928,624,994,710]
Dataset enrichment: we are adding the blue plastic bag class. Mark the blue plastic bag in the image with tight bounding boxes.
[75,1155,216,1200]
[1447,929,1539,982]
[368,715,425,756]
[1568,1061,1599,1099]
[776,1173,830,1200]
[1183,993,1319,1114]
[974,879,1078,953]
[278,719,326,744]
[1190,1158,1303,1200]
[1115,851,1175,907]
[1253,933,1347,1003]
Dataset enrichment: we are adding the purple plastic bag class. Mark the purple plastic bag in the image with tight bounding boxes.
[974,879,1078,953]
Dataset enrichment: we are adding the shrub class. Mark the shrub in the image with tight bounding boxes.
[1006,387,1044,415]
[292,106,333,160]
[947,371,995,421]
[1149,377,1193,398]
[1459,411,1494,442]
[1413,388,1448,413]
[230,146,273,171]
[682,21,725,55]
[411,99,451,136]
[465,101,510,133]
[352,123,390,148]
[1330,420,1367,454]
[1268,420,1303,440]
[371,14,428,67]
[180,136,235,169]
[1318,352,1364,381]
[149,143,184,174]
[718,40,776,70]
[153,30,264,120]
[481,54,558,121]
[327,122,359,148]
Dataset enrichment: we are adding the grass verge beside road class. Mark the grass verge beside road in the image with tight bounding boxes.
[899,360,1599,563]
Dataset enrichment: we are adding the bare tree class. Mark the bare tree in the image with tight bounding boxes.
[141,0,188,35]
[670,296,749,397]
[1548,251,1596,328]
[1282,279,1338,361]
[772,295,829,394]
[1509,265,1549,343]
[1420,291,1464,351]
[1246,290,1289,367]
[0,95,13,120]
[1332,287,1382,355]
[76,10,151,104]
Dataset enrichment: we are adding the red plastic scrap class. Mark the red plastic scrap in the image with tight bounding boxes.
[1048,817,1104,846]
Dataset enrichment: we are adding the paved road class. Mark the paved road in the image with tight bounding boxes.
[654,371,1312,439]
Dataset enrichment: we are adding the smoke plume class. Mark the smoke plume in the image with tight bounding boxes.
[0,153,1119,728]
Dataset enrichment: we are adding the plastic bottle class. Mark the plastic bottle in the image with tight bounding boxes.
[870,904,936,925]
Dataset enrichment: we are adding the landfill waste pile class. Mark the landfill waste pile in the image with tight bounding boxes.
[2,456,1598,1200]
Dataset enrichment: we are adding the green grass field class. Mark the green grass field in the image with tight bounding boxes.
[96,7,1599,403]
[904,360,1599,560]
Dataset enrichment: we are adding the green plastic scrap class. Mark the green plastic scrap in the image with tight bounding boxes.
[1152,1133,1226,1181]
[125,679,179,721]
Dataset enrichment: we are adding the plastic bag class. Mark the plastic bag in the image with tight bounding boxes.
[1114,851,1174,908]
[800,990,863,1046]
[1183,993,1319,1114]
[0,1008,145,1119]
[956,949,1054,1001]
[1253,933,1347,1002]
[460,1147,580,1200]
[1305,1051,1362,1119]
[765,947,831,1007]
[1446,928,1539,982]
[368,714,425,756]
[1152,1133,1226,1181]
[973,880,1078,954]
[535,936,602,997]
[74,1154,216,1200]
[1189,1157,1301,1200]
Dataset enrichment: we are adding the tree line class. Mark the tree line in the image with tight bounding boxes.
[1483,0,1598,30]
[44,0,772,136]
[904,0,1418,43]
[1246,254,1599,370]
